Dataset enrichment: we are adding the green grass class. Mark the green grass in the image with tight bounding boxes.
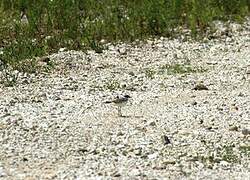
[239,145,250,157]
[145,68,157,79]
[197,144,250,168]
[144,63,207,79]
[0,0,249,81]
[220,145,240,163]
[104,79,121,91]
[160,64,207,75]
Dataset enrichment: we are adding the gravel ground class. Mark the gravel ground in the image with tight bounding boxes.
[0,19,250,179]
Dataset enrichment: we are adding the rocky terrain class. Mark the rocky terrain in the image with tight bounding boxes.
[0,19,249,179]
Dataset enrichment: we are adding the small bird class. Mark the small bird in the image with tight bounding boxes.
[105,94,131,117]
[20,10,29,25]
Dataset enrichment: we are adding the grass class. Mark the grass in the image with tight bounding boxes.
[197,144,250,168]
[160,64,207,75]
[220,145,240,163]
[239,145,250,157]
[104,79,121,91]
[0,68,19,87]
[0,0,249,85]
[145,63,207,79]
[145,68,157,79]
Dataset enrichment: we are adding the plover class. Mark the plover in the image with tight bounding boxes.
[20,10,29,24]
[105,94,131,117]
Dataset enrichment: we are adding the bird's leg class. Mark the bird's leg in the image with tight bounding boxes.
[118,106,122,117]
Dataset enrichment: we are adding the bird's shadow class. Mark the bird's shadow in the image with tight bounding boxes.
[119,115,132,118]
[118,115,143,118]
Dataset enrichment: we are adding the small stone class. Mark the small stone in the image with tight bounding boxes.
[191,101,197,105]
[162,135,171,145]
[117,131,124,136]
[128,71,135,76]
[39,56,51,63]
[112,171,121,177]
[238,92,244,97]
[229,126,238,131]
[193,84,209,90]
[206,61,218,65]
[148,152,158,159]
[134,148,142,156]
[206,127,213,131]
[77,148,88,155]
[118,48,127,55]
[129,168,141,176]
[22,157,28,162]
[242,128,250,136]
[100,39,106,44]
[0,167,6,178]
[148,121,156,126]
[59,47,67,52]
[163,160,176,165]
[220,160,230,169]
